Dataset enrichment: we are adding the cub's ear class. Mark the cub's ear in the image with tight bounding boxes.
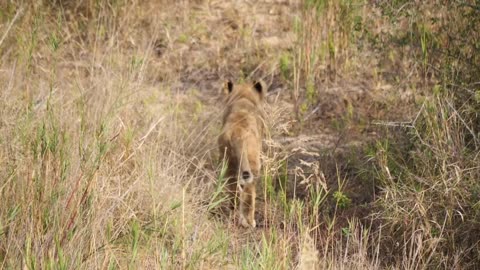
[253,80,266,98]
[223,80,234,95]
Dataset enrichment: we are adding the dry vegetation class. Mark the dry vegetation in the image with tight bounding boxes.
[1,0,479,269]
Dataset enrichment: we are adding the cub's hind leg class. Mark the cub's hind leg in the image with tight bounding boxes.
[225,176,238,208]
[219,145,238,208]
[239,182,256,228]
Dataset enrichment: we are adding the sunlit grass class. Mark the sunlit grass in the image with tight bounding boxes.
[1,0,479,269]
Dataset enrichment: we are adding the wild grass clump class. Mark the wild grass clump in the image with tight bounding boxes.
[0,1,225,268]
[288,0,364,122]
[366,1,480,268]
[288,0,480,268]
[372,94,480,267]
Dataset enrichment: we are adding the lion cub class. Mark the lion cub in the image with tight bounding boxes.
[218,80,266,228]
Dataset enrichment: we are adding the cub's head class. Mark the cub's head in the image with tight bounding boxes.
[222,80,266,105]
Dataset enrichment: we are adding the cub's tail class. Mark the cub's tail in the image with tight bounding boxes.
[234,143,253,185]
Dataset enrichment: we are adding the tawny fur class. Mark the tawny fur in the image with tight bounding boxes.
[218,80,265,228]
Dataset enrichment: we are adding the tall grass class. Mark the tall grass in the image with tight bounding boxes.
[287,0,480,268]
[0,1,223,268]
[1,0,479,269]
[370,2,480,267]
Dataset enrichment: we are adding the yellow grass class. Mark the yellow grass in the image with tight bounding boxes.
[1,0,479,269]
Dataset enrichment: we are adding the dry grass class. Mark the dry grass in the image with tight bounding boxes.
[1,0,479,269]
